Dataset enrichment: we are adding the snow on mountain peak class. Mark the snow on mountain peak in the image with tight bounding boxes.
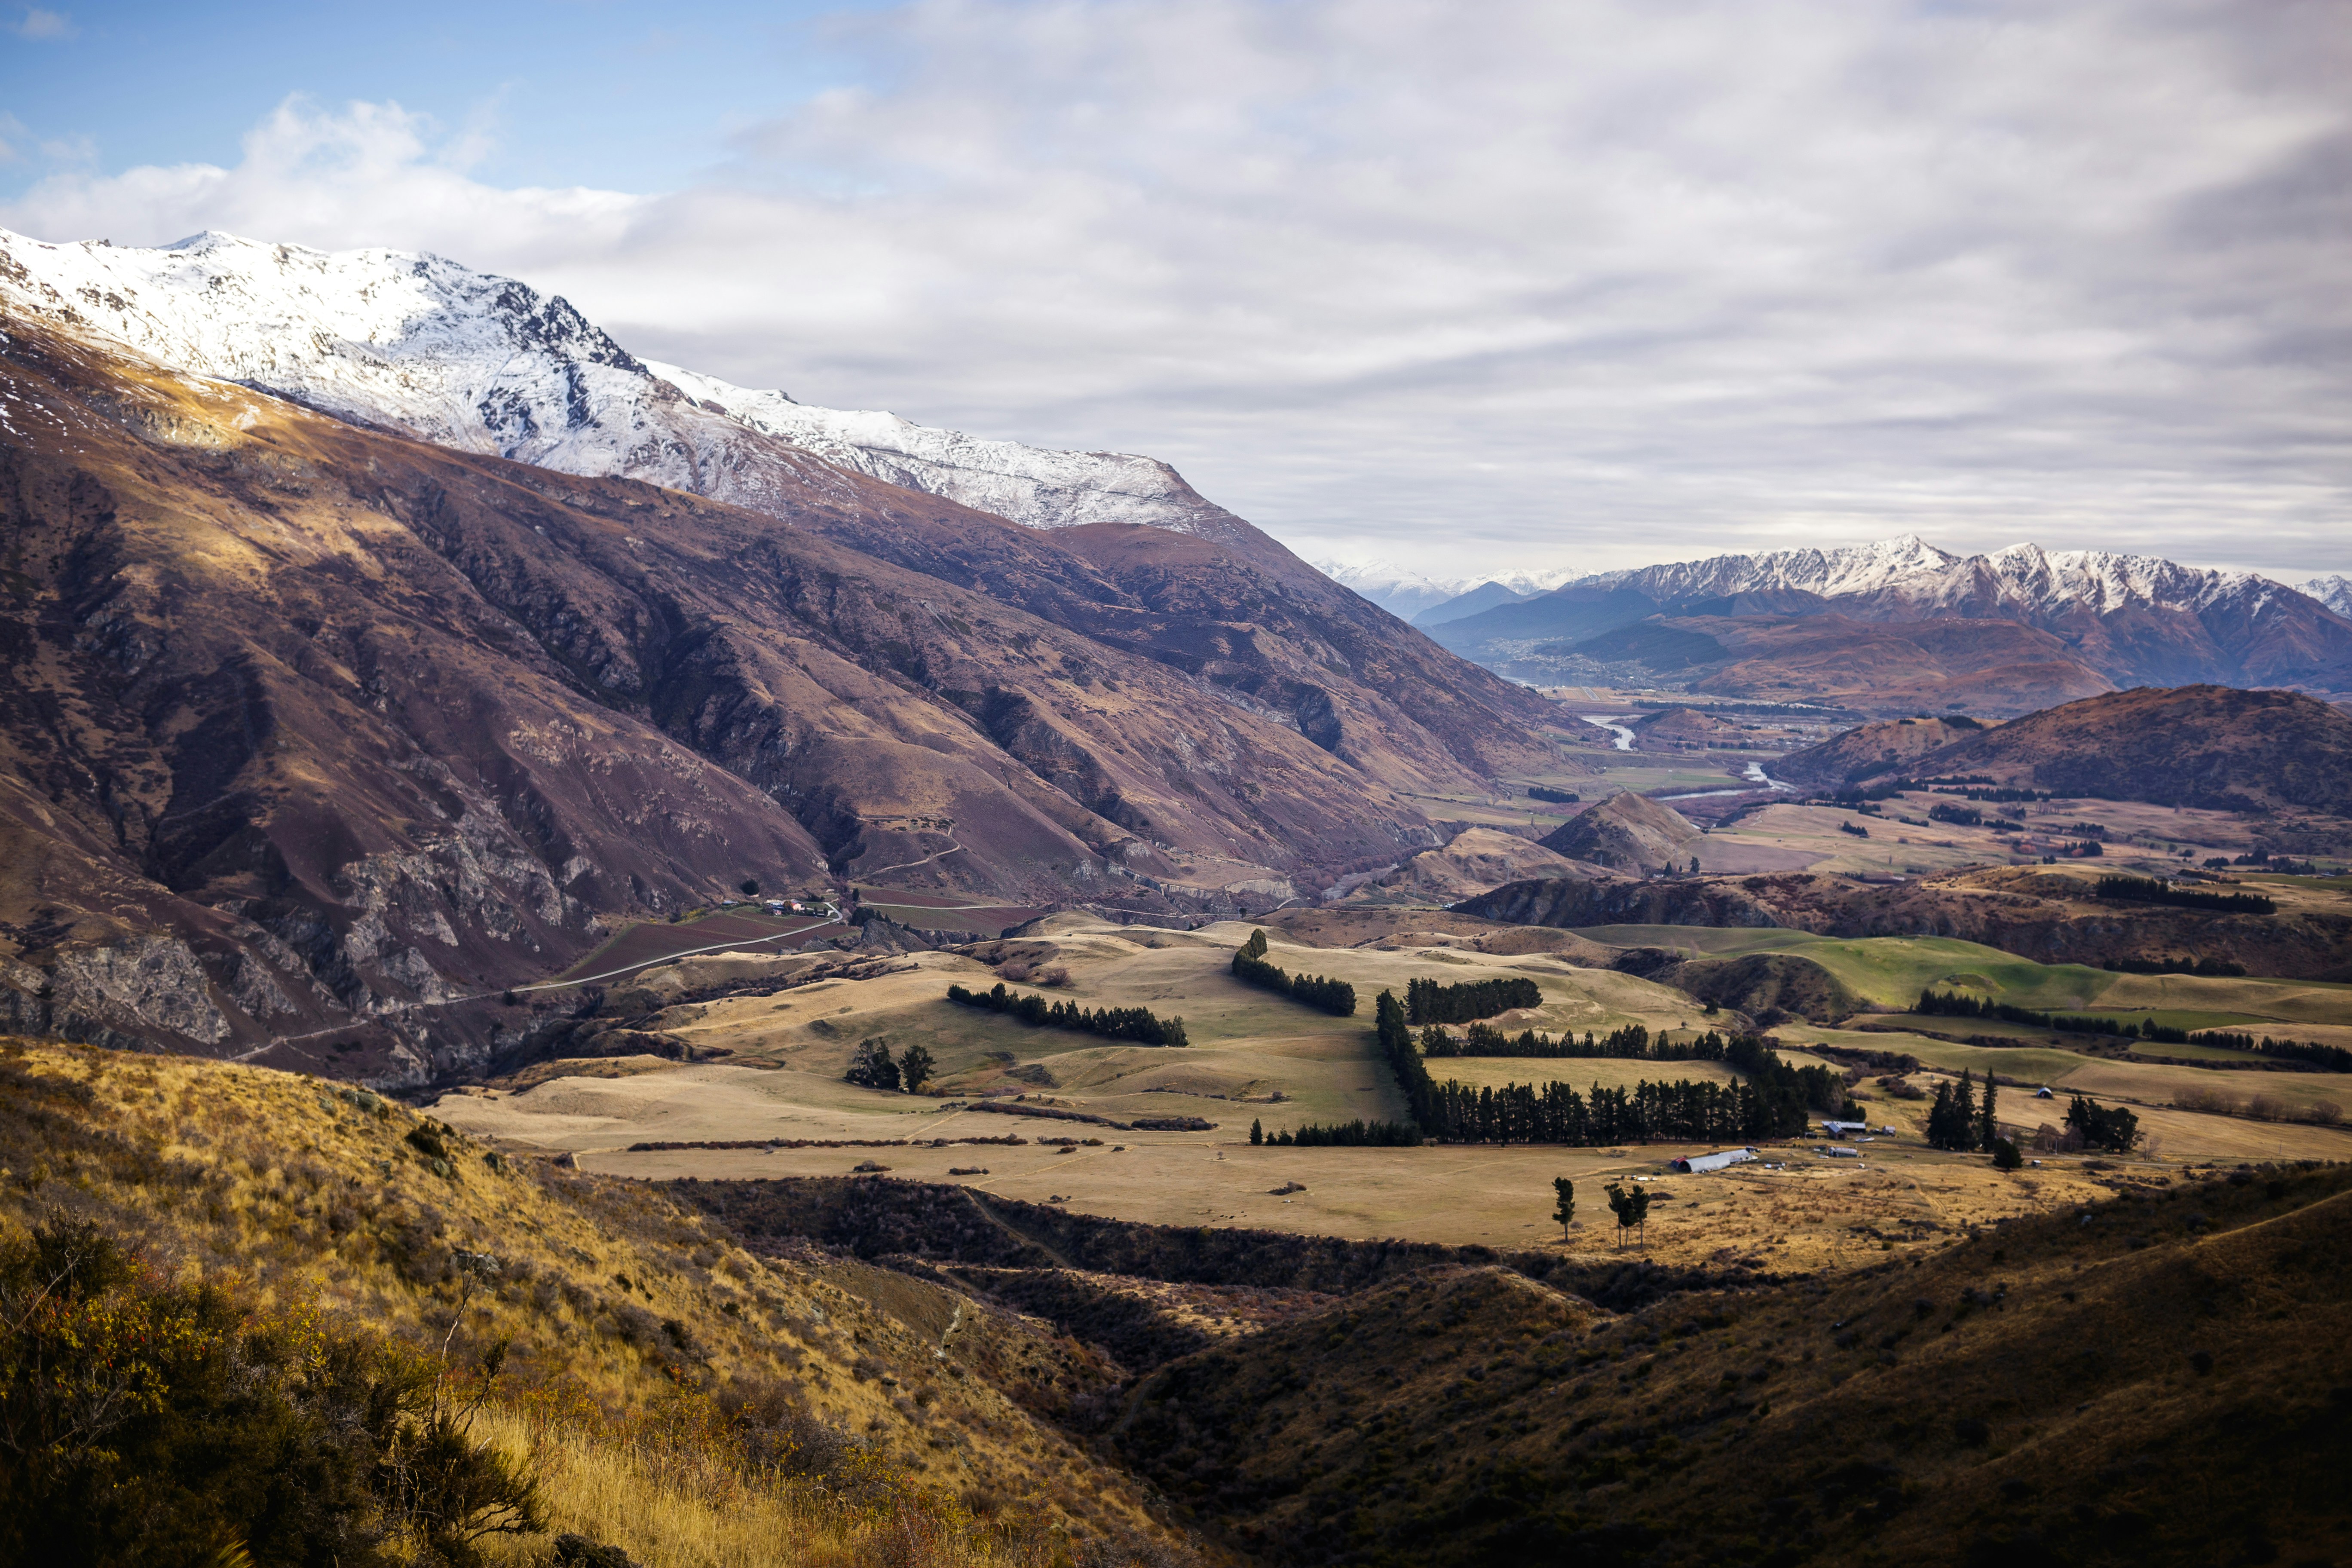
[0,227,1246,544]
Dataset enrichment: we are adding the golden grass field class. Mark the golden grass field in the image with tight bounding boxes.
[432,912,2352,1283]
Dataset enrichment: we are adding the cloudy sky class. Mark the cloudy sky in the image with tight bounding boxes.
[3,0,2346,581]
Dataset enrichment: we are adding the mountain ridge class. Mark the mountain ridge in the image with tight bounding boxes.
[1421,534,2352,694]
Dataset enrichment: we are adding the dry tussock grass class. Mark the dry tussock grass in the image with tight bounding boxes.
[0,1038,1191,1566]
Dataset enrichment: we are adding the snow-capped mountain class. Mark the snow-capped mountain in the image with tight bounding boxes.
[1565,534,2312,622]
[2300,576,2352,619]
[1316,559,1579,619]
[0,229,1250,545]
[1426,534,2352,693]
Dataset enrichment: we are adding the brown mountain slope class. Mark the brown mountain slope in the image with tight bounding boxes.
[1771,714,1997,786]
[1536,791,1701,874]
[1110,1164,2352,1566]
[0,319,1534,1073]
[1787,684,2352,813]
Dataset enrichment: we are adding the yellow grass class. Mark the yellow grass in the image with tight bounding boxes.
[475,1409,1049,1568]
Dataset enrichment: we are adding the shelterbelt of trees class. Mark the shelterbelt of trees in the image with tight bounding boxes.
[1277,994,1853,1148]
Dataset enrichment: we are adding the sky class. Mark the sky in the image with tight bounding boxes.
[3,0,2347,582]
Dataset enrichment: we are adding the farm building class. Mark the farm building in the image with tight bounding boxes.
[1822,1119,1870,1136]
[1817,1145,1861,1159]
[1670,1148,1759,1174]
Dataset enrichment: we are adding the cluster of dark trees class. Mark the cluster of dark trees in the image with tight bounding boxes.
[1925,1068,2000,1151]
[2064,1094,2141,1152]
[1425,1073,1801,1146]
[1373,988,1845,1146]
[2196,1033,2352,1073]
[1229,929,1357,1016]
[1914,989,2193,1044]
[945,983,1189,1046]
[844,1037,938,1091]
[1839,819,1871,839]
[2095,875,2275,914]
[1404,975,1543,1025]
[1527,786,1581,804]
[1419,1021,1730,1061]
[1251,1118,1422,1146]
[2102,956,2247,977]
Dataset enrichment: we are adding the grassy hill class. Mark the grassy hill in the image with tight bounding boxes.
[1107,1164,2352,1566]
[0,1037,1196,1567]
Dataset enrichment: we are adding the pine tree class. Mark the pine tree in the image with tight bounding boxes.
[1250,1118,1264,1146]
[844,1038,900,1091]
[1551,1177,1576,1237]
[1977,1071,1999,1151]
[897,1043,936,1093]
[1955,1069,1977,1151]
[1239,928,1269,961]
[1604,1181,1652,1250]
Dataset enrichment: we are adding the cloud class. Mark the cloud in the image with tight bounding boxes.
[15,7,74,40]
[4,0,2347,579]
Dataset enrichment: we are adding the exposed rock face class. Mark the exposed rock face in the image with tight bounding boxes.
[1782,685,2352,814]
[0,315,1547,1075]
[1534,791,1701,875]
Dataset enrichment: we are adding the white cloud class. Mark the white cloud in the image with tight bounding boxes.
[4,0,2347,579]
[15,7,73,39]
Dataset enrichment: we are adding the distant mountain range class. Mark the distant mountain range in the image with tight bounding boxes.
[1382,536,2352,703]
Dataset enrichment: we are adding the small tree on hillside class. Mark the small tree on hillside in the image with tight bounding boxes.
[1604,1181,1652,1250]
[844,1038,900,1091]
[1991,1137,2023,1170]
[897,1043,937,1093]
[1239,928,1269,961]
[1552,1177,1576,1237]
[740,878,760,897]
[1978,1072,2000,1150]
[1250,1118,1264,1146]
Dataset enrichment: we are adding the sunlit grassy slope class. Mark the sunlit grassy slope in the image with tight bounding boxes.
[0,1038,1192,1567]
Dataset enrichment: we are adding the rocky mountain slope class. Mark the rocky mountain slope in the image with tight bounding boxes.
[1780,685,2352,814]
[0,316,1548,1078]
[1558,612,2116,714]
[0,233,1565,1069]
[1430,535,2352,695]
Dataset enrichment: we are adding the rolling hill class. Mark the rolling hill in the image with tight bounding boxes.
[1779,686,2352,814]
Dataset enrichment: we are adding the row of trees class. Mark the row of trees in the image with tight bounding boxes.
[845,1038,937,1092]
[1403,975,1543,1025]
[1418,1021,1729,1061]
[1915,989,2195,1044]
[2195,1032,2352,1073]
[1250,1118,1421,1146]
[2095,875,2275,915]
[1231,929,1357,1016]
[944,982,1190,1046]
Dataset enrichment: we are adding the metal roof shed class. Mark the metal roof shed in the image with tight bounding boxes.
[1669,1148,1760,1174]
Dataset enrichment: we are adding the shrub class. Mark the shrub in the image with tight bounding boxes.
[0,1220,541,1566]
